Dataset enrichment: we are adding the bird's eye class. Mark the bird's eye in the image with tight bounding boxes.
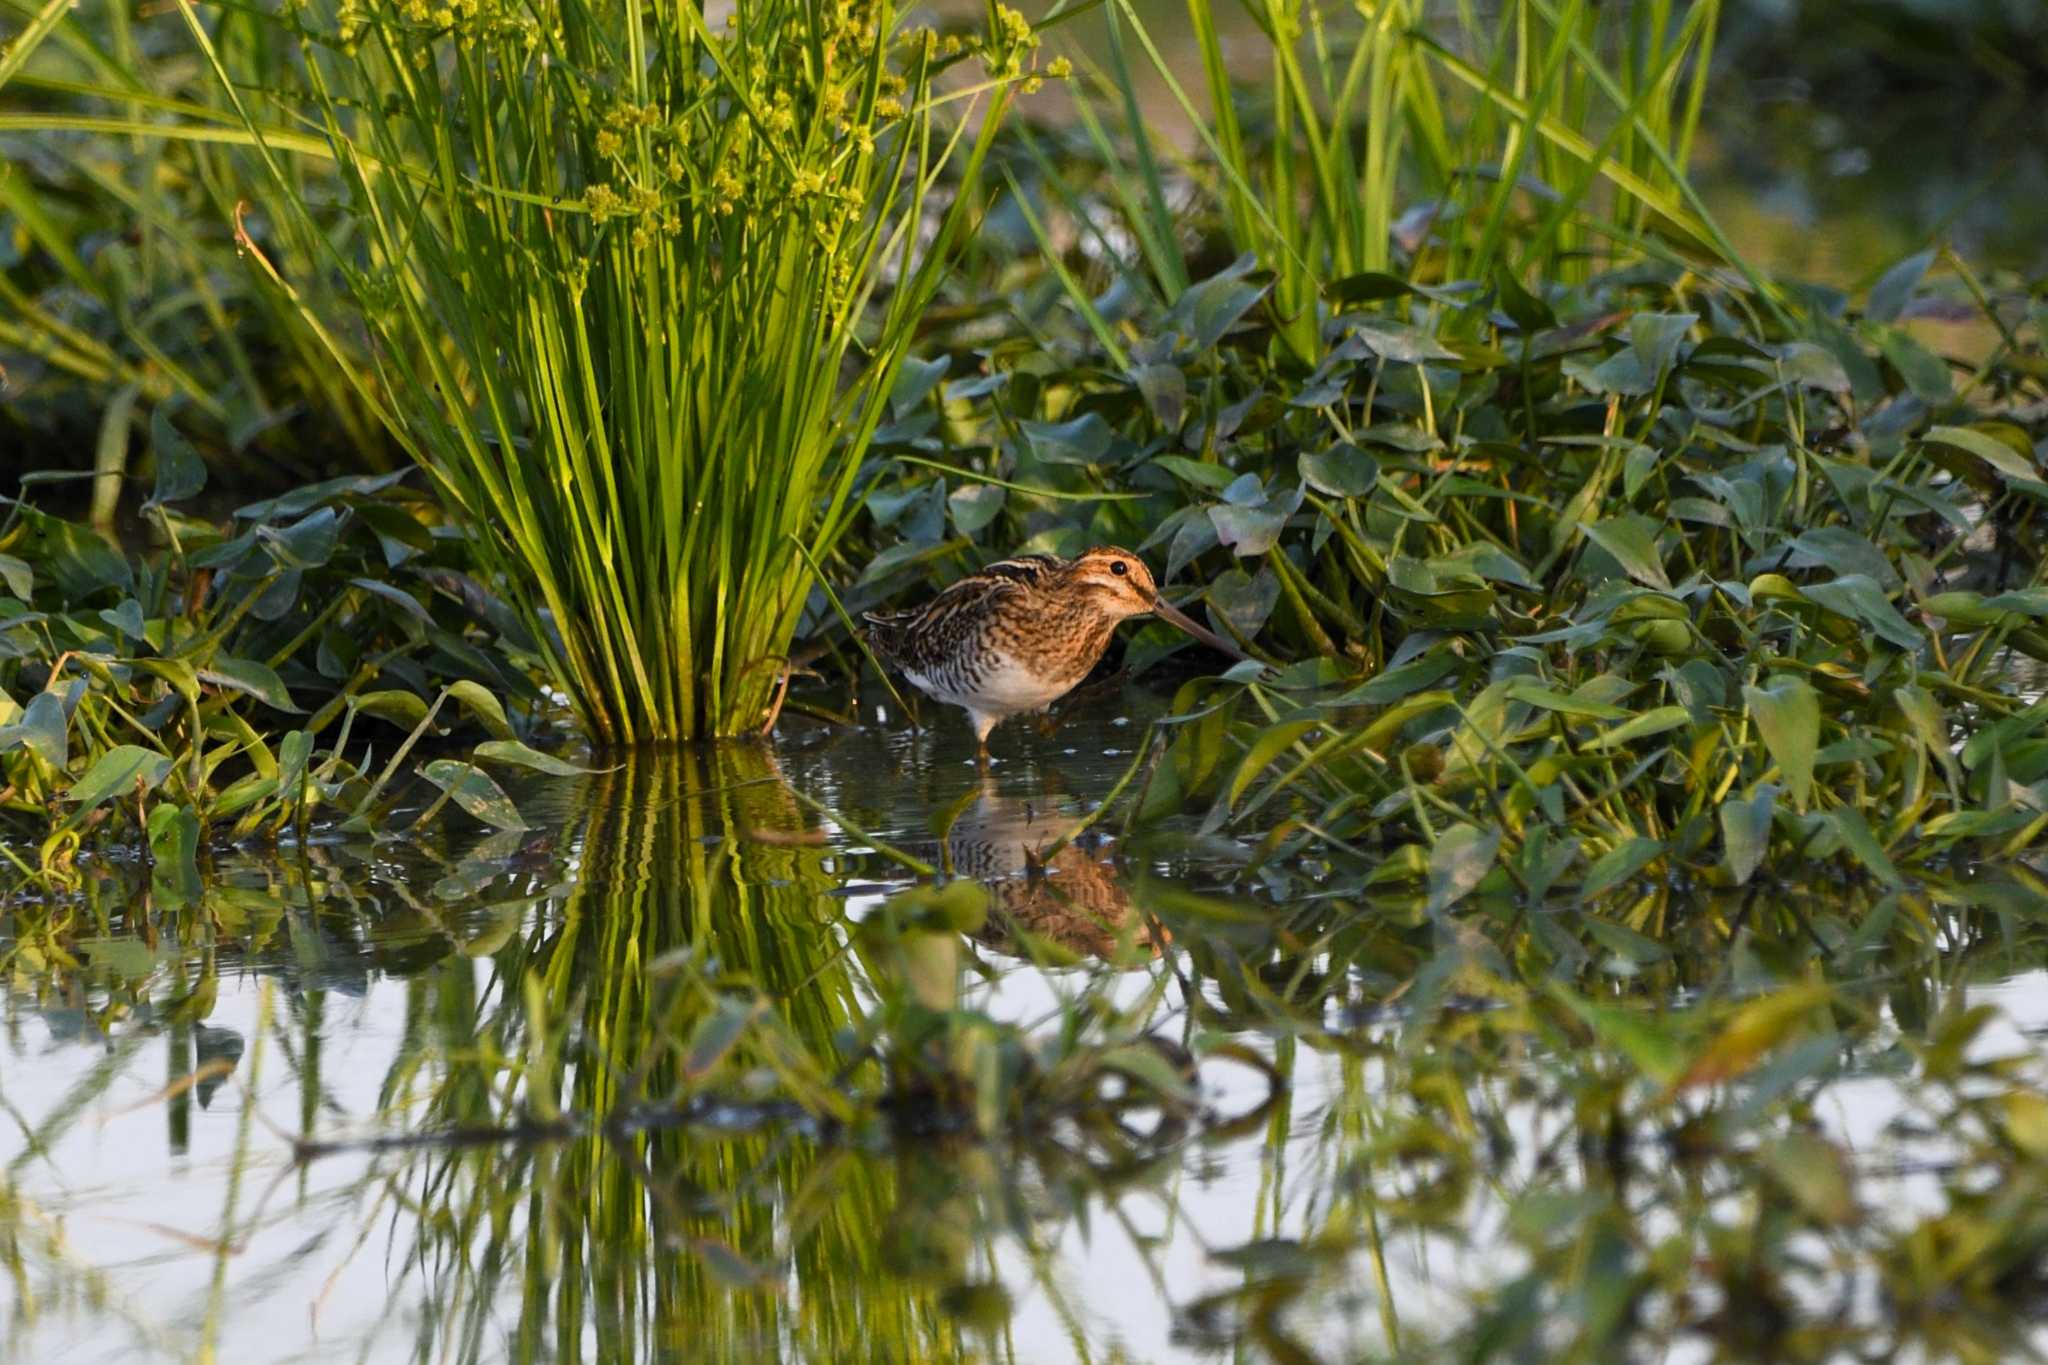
[1111,561,1128,576]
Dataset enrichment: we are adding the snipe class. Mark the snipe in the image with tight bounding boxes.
[863,547,1245,757]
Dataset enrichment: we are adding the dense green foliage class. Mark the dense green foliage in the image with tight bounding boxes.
[0,451,575,885]
[6,1,2048,1360]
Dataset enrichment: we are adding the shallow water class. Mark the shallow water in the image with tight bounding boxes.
[6,674,2048,1363]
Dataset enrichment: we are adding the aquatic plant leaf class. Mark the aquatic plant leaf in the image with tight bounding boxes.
[1580,836,1662,900]
[1503,681,1629,721]
[146,802,203,907]
[1219,473,1265,506]
[1878,329,1951,401]
[148,408,207,505]
[1204,567,1279,640]
[1022,413,1113,465]
[1346,317,1458,365]
[1208,503,1287,556]
[1800,575,1921,651]
[1131,363,1187,430]
[889,354,949,416]
[1167,255,1267,351]
[473,740,605,777]
[233,470,410,522]
[1163,510,1222,586]
[446,680,516,739]
[1151,455,1236,492]
[1226,720,1319,809]
[257,507,341,570]
[1719,785,1777,886]
[1774,341,1851,393]
[67,744,173,811]
[0,690,67,768]
[420,759,528,831]
[1629,312,1696,378]
[1679,983,1833,1090]
[198,656,301,712]
[1865,248,1933,324]
[1923,424,2039,483]
[1582,515,1671,591]
[1743,677,1820,810]
[1548,984,1687,1087]
[947,482,1005,535]
[13,506,131,599]
[2001,1093,2048,1160]
[353,689,433,731]
[1298,444,1379,498]
[1759,1133,1856,1225]
[1586,705,1691,749]
[1426,823,1500,915]
[683,997,766,1080]
[1829,808,1902,887]
[348,577,435,626]
[0,553,30,599]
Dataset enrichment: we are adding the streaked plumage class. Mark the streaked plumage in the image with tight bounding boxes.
[864,546,1243,755]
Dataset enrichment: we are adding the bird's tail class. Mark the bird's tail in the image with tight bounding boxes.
[859,610,909,669]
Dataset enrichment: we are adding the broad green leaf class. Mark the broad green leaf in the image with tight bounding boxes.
[1580,836,1663,900]
[1923,424,2040,484]
[353,689,434,731]
[1743,677,1821,810]
[1226,720,1320,808]
[1021,413,1113,465]
[1426,823,1501,915]
[1629,311,1696,377]
[1865,248,1933,324]
[1503,681,1630,721]
[257,507,341,570]
[1830,807,1902,886]
[446,680,516,739]
[0,553,32,599]
[1799,575,1921,651]
[67,745,173,811]
[148,408,207,505]
[199,656,301,712]
[1583,515,1671,591]
[0,691,68,767]
[1879,329,1950,402]
[474,739,607,777]
[1298,444,1379,498]
[1585,705,1693,750]
[421,759,529,831]
[1759,1134,1856,1225]
[147,802,203,907]
[1168,256,1268,351]
[682,997,766,1079]
[947,483,1005,535]
[349,577,435,625]
[1208,503,1287,556]
[1547,983,1687,1087]
[1680,983,1833,1089]
[1719,784,1777,886]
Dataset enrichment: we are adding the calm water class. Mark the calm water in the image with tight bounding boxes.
[6,676,2048,1363]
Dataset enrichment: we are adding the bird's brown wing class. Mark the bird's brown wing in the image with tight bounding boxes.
[863,570,1034,675]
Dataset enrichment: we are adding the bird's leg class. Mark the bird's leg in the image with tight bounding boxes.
[973,711,997,770]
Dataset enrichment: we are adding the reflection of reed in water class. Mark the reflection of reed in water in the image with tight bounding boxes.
[940,777,1167,963]
[364,745,965,1365]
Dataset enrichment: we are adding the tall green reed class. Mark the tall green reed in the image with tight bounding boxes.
[177,0,1026,742]
[1050,0,1747,356]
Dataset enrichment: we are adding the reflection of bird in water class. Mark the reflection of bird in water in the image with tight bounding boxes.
[938,778,1168,964]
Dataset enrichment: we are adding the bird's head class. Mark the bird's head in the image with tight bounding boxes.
[1068,547,1246,659]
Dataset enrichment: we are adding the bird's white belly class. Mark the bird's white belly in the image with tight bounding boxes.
[905,654,1067,716]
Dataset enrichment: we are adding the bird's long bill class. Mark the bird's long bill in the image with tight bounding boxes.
[1152,596,1249,662]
